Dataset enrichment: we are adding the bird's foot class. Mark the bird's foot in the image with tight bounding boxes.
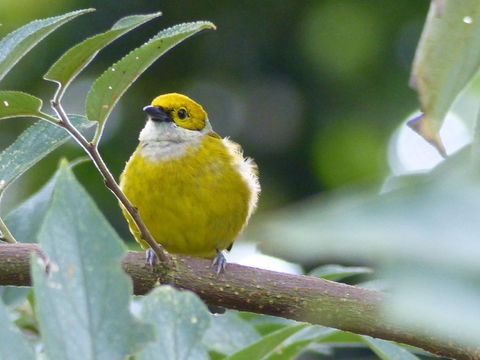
[146,248,158,269]
[212,250,227,275]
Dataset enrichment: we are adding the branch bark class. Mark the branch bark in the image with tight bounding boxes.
[0,243,478,360]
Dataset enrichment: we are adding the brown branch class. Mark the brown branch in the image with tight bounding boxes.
[1,243,478,360]
[50,100,171,265]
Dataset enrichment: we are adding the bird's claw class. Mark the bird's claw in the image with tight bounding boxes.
[146,248,158,269]
[212,250,227,275]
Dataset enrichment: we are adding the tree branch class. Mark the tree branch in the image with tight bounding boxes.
[0,243,478,360]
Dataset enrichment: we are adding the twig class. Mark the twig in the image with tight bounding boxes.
[50,100,171,265]
[0,181,16,243]
[1,243,479,360]
[0,215,16,243]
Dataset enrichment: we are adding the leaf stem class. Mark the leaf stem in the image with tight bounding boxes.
[50,100,171,265]
[0,215,16,243]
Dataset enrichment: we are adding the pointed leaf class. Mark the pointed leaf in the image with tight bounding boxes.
[0,299,34,360]
[0,114,95,192]
[362,336,421,360]
[409,1,480,154]
[45,12,162,101]
[225,324,307,360]
[85,21,215,144]
[308,264,373,281]
[31,162,153,360]
[0,9,94,81]
[138,286,211,360]
[0,91,55,122]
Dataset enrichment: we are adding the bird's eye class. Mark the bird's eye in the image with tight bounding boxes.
[177,108,187,119]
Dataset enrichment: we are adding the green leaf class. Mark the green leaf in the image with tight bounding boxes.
[85,21,215,144]
[260,175,480,269]
[241,313,297,336]
[45,12,162,102]
[409,1,480,155]
[224,324,307,360]
[4,169,58,242]
[362,336,421,360]
[385,264,480,348]
[263,339,312,360]
[0,299,34,360]
[317,330,363,344]
[0,114,95,192]
[0,9,94,82]
[0,91,56,123]
[308,264,373,281]
[203,311,260,356]
[208,351,226,360]
[264,326,334,360]
[255,323,289,336]
[31,162,153,360]
[138,286,210,360]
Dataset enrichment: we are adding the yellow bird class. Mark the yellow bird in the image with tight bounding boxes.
[120,93,260,272]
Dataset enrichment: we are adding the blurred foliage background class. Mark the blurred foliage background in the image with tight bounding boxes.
[0,1,429,254]
[4,1,480,357]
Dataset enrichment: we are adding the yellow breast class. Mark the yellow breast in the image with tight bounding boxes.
[119,134,255,258]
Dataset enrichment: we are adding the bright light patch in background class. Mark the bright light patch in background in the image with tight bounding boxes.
[388,112,472,175]
[229,242,302,275]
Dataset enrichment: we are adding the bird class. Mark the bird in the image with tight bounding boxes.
[119,93,260,273]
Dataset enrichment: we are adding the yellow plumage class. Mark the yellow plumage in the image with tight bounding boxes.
[120,93,260,263]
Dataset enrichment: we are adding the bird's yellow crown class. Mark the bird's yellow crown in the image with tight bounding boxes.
[150,93,207,130]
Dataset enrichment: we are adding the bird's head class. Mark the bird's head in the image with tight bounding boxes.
[140,93,212,143]
[144,93,209,129]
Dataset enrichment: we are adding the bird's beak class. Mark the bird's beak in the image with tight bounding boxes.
[143,105,173,123]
